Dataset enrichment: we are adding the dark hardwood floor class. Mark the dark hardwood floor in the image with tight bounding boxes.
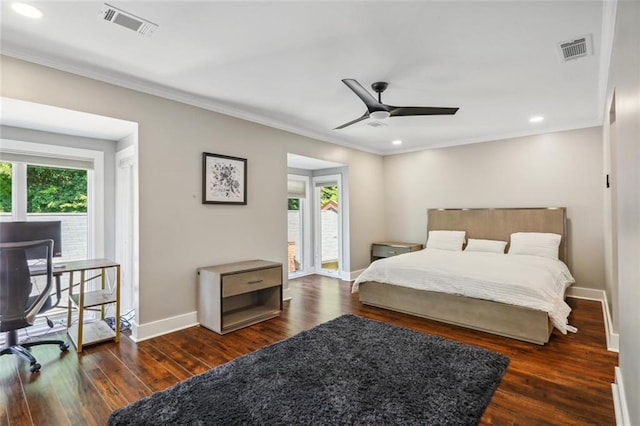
[1,275,618,425]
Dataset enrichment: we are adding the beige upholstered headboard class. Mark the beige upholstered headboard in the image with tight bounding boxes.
[427,208,568,263]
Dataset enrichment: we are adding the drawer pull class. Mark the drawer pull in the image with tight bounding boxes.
[247,279,264,284]
[388,251,396,254]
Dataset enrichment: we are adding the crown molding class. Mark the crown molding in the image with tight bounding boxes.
[1,44,605,158]
[0,46,381,156]
[381,121,603,156]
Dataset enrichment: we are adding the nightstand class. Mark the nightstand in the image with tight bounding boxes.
[371,242,424,262]
[197,260,283,334]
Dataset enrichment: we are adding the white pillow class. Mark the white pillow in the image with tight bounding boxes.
[464,239,507,254]
[508,232,562,259]
[426,230,466,251]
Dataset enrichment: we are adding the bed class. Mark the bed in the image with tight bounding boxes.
[353,208,575,345]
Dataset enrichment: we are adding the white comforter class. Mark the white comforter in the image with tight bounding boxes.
[353,249,577,334]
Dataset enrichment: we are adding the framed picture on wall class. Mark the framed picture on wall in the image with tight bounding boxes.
[202,152,247,205]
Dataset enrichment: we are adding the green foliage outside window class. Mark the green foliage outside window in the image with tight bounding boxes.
[27,165,87,212]
[0,163,11,212]
[288,198,299,210]
[287,185,338,211]
[320,185,338,207]
[0,162,87,213]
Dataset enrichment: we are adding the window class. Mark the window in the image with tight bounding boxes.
[0,139,105,343]
[288,197,303,273]
[0,162,12,214]
[0,138,104,258]
[1,161,89,261]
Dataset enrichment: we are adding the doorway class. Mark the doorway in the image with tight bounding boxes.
[314,175,341,276]
[1,97,140,337]
[287,154,350,280]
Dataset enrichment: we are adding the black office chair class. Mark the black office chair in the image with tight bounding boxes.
[0,239,69,372]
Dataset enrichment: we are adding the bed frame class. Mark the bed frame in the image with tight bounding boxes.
[358,207,568,345]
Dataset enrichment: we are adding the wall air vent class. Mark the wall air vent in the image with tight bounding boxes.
[101,3,158,36]
[558,35,592,61]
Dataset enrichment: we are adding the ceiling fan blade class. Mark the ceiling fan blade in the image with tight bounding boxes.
[341,79,385,112]
[334,112,369,130]
[389,106,459,116]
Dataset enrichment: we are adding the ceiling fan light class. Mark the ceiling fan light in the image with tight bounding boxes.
[370,110,391,120]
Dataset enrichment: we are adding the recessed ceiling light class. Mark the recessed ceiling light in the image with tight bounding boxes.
[392,140,403,145]
[11,2,43,19]
[529,116,544,123]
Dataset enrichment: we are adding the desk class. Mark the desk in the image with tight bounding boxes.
[53,259,121,353]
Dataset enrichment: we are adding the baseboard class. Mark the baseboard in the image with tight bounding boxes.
[128,286,619,352]
[566,286,618,352]
[131,286,294,339]
[600,290,619,351]
[339,270,353,281]
[566,286,604,301]
[290,269,362,282]
[288,270,315,279]
[612,367,631,426]
[130,311,198,343]
[283,287,293,301]
[349,269,365,281]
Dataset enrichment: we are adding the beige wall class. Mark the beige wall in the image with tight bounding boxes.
[383,127,605,290]
[0,56,385,333]
[606,0,640,423]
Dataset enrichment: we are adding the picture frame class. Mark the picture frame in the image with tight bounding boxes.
[202,152,247,205]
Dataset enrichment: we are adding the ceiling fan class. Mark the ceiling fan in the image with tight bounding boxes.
[334,79,459,130]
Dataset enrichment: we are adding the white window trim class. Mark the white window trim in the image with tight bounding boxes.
[288,174,312,278]
[0,138,105,258]
[13,163,27,220]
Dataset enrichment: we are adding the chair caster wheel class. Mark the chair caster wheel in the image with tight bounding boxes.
[59,342,70,352]
[30,363,41,373]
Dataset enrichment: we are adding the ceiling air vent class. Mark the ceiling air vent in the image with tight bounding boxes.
[558,35,592,61]
[100,3,158,36]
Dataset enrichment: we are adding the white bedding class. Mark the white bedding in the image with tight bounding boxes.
[353,249,577,334]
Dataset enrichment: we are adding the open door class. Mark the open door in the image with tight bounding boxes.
[314,175,341,277]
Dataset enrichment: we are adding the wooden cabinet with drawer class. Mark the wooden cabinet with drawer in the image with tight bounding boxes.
[371,242,424,262]
[198,260,282,334]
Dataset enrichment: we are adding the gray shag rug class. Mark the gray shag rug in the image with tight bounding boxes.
[108,314,509,425]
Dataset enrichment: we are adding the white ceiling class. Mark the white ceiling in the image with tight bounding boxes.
[0,1,613,155]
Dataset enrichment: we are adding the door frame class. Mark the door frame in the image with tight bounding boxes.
[313,174,342,277]
[115,145,138,314]
[287,173,312,278]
